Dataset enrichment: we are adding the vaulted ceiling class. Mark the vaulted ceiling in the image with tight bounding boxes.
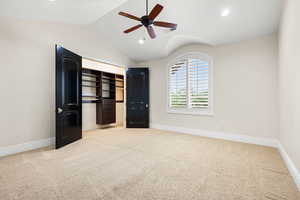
[0,0,127,24]
[0,0,283,62]
[93,0,282,61]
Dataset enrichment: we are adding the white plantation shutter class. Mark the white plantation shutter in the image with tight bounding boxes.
[168,53,212,114]
[169,60,188,108]
[188,59,209,109]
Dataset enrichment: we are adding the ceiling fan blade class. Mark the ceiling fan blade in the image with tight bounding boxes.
[119,12,141,21]
[147,26,156,39]
[153,21,177,30]
[148,4,163,20]
[124,24,143,33]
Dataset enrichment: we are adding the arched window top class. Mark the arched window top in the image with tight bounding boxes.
[169,52,212,66]
[167,52,213,115]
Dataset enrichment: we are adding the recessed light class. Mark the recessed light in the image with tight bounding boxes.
[138,38,145,44]
[221,8,230,17]
[48,0,56,2]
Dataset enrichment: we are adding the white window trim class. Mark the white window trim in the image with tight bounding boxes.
[167,52,214,116]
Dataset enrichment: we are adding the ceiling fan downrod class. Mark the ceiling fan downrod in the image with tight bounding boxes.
[146,0,148,15]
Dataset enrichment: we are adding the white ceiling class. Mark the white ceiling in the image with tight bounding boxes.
[93,0,283,61]
[0,0,127,24]
[0,0,283,62]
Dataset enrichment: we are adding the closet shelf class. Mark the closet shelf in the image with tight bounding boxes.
[82,73,98,78]
[102,81,115,85]
[83,100,101,103]
[102,97,115,100]
[102,89,115,92]
[82,85,100,88]
[82,80,100,83]
[102,77,115,81]
[82,95,100,98]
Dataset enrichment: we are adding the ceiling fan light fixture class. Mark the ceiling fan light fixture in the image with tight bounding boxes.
[221,8,230,17]
[138,38,145,44]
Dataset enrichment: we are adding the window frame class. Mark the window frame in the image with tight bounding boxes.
[167,52,214,116]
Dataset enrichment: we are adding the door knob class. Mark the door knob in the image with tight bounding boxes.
[57,107,63,114]
[145,104,149,108]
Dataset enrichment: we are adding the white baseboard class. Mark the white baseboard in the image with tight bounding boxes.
[0,137,55,157]
[151,123,300,191]
[150,124,278,147]
[277,142,300,191]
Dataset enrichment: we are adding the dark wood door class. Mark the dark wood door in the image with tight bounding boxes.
[126,68,149,128]
[56,45,82,149]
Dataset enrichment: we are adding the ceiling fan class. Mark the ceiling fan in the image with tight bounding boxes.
[118,0,177,39]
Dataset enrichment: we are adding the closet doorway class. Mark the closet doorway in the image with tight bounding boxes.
[81,58,125,132]
[55,46,149,149]
[55,47,125,149]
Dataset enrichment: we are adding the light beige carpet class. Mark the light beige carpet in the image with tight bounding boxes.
[0,128,299,200]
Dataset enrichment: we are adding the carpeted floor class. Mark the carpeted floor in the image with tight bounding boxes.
[0,128,299,200]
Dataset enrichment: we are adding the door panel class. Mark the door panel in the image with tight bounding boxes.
[126,68,149,128]
[61,111,81,139]
[63,59,80,105]
[56,45,82,149]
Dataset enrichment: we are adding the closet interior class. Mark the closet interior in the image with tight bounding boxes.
[81,58,124,131]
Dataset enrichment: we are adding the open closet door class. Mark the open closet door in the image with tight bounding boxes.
[126,68,149,128]
[56,45,82,149]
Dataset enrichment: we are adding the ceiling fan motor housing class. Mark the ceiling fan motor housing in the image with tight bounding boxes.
[141,16,153,27]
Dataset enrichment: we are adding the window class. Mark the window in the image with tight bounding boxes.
[168,53,213,115]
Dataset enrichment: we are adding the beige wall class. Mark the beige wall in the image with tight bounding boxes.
[0,17,132,147]
[278,0,300,171]
[140,34,279,139]
[82,104,97,131]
